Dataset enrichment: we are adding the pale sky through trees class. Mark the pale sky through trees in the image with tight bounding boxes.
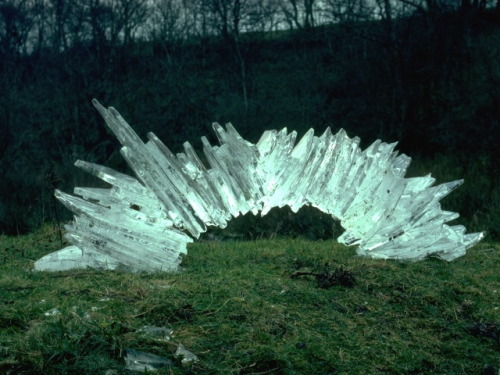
[5,0,496,55]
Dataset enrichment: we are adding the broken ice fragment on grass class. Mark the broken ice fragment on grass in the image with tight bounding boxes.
[34,99,484,272]
[137,326,174,342]
[43,308,61,317]
[124,349,172,372]
[175,343,199,365]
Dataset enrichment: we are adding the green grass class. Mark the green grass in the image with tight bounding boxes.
[0,225,498,374]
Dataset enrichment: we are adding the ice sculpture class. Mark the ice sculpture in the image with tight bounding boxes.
[34,100,484,272]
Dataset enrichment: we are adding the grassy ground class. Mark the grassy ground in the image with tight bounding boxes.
[0,225,498,374]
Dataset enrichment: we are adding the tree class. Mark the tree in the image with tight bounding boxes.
[244,0,281,33]
[198,0,248,39]
[48,0,69,51]
[149,0,186,42]
[280,0,320,29]
[323,0,373,22]
[0,0,32,57]
[111,0,148,46]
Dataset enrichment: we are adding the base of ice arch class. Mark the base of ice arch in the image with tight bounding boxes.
[34,246,122,271]
[33,99,485,272]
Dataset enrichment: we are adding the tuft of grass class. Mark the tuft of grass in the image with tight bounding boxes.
[0,225,499,374]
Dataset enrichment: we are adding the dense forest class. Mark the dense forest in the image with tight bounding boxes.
[0,0,499,240]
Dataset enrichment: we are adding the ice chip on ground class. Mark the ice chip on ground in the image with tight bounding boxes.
[34,99,484,272]
[43,308,61,317]
[124,349,172,372]
[175,343,199,365]
[137,326,174,342]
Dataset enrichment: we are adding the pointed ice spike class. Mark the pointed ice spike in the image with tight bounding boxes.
[75,160,145,192]
[303,128,339,209]
[211,123,263,204]
[92,100,144,150]
[201,136,252,215]
[391,154,412,177]
[463,232,485,248]
[404,175,436,194]
[290,128,315,159]
[35,100,484,272]
[34,246,122,272]
[120,145,206,236]
[264,129,315,212]
[144,136,210,230]
[145,140,215,225]
[179,143,232,227]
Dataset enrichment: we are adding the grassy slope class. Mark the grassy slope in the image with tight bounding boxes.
[0,225,498,374]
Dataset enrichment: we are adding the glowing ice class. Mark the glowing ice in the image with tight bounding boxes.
[34,100,484,272]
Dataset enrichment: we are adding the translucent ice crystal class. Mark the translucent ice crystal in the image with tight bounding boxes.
[33,100,484,272]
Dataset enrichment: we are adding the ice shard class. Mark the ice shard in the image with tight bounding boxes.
[33,99,485,272]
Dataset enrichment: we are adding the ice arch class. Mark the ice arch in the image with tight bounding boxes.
[34,100,484,272]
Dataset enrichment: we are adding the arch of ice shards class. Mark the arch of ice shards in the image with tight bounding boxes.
[33,100,485,272]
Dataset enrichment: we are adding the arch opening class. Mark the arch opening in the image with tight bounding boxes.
[200,205,340,242]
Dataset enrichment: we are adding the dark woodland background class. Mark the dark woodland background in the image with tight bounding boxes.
[0,0,499,240]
